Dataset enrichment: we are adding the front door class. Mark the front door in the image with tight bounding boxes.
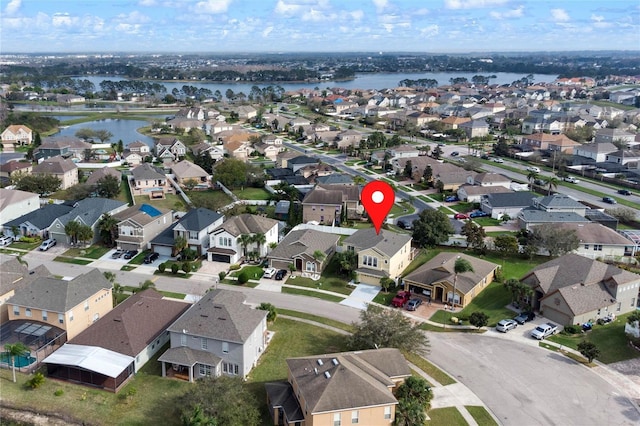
[295,258,302,271]
[435,286,444,302]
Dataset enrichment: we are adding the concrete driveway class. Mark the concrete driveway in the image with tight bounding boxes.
[340,283,379,310]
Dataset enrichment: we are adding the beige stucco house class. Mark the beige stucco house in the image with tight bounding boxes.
[32,156,78,190]
[1,125,32,151]
[114,204,173,251]
[403,252,500,307]
[7,269,113,340]
[267,229,339,274]
[0,188,40,227]
[342,228,413,285]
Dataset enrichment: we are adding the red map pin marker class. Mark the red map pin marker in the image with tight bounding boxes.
[361,180,395,234]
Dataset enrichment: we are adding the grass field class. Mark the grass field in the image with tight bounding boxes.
[466,406,499,426]
[62,245,111,259]
[285,257,354,295]
[134,193,183,211]
[232,187,271,200]
[426,407,468,425]
[282,286,345,302]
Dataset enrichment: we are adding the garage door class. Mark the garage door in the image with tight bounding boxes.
[153,245,173,257]
[541,305,571,326]
[209,253,231,263]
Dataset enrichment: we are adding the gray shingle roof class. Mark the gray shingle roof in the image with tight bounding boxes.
[533,193,585,210]
[286,348,410,414]
[85,167,121,186]
[343,228,411,257]
[214,213,277,237]
[403,252,499,294]
[519,208,589,224]
[0,255,52,295]
[70,289,190,356]
[268,229,339,261]
[8,269,112,313]
[483,191,537,208]
[131,163,165,180]
[32,156,77,174]
[4,203,74,229]
[178,208,223,231]
[167,289,266,343]
[55,198,127,227]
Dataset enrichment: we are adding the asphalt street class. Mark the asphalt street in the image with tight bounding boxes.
[19,250,640,425]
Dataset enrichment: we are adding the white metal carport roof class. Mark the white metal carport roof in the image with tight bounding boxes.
[43,344,134,378]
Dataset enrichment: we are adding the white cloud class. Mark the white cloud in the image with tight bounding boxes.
[52,13,75,27]
[591,14,604,23]
[194,0,232,14]
[350,10,364,21]
[490,5,523,20]
[372,0,388,13]
[138,0,156,6]
[262,26,273,37]
[550,8,570,22]
[116,11,151,24]
[420,24,439,37]
[5,0,21,15]
[445,0,508,9]
[383,23,394,33]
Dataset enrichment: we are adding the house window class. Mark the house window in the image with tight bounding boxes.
[631,298,636,307]
[42,311,48,321]
[617,302,622,312]
[234,364,239,375]
[189,231,198,239]
[13,306,19,316]
[333,413,341,426]
[69,311,74,321]
[384,406,392,419]
[58,313,64,324]
[84,300,89,311]
[305,261,316,272]
[222,342,229,353]
[363,255,378,267]
[25,308,32,318]
[93,313,100,322]
[594,245,603,251]
[201,338,208,350]
[199,364,212,377]
[180,334,187,346]
[584,244,589,249]
[351,410,359,424]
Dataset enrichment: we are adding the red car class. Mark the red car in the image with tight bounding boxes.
[391,291,411,308]
[454,213,469,220]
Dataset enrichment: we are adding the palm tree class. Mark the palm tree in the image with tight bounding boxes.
[251,233,266,258]
[5,342,29,383]
[238,234,252,259]
[451,257,474,308]
[312,250,326,271]
[98,213,119,247]
[546,176,559,195]
[173,235,188,257]
[527,170,538,191]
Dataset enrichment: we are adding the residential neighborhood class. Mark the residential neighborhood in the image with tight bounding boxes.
[1,51,640,425]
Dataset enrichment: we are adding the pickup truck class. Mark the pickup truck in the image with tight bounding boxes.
[391,291,411,308]
[530,322,558,340]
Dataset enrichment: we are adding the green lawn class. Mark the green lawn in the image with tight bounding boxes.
[277,309,356,333]
[466,406,499,426]
[230,265,264,279]
[185,189,234,211]
[134,193,183,211]
[232,187,271,200]
[403,352,456,386]
[53,257,93,265]
[7,240,42,250]
[285,257,354,295]
[548,312,639,364]
[282,286,345,302]
[426,407,468,425]
[62,245,111,259]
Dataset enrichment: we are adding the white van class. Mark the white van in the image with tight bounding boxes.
[0,235,14,246]
[39,238,57,251]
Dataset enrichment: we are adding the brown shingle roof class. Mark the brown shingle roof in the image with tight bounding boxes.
[70,289,189,356]
[32,156,77,174]
[214,214,278,237]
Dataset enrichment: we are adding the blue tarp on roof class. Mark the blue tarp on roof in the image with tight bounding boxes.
[139,204,162,217]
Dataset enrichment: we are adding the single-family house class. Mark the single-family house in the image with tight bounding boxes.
[521,253,640,326]
[574,142,618,162]
[266,348,411,426]
[276,151,302,169]
[594,128,636,146]
[457,184,512,204]
[191,142,224,161]
[207,214,279,263]
[172,160,210,189]
[302,185,361,225]
[48,198,128,246]
[254,141,281,161]
[114,204,173,251]
[472,172,512,189]
[158,289,268,381]
[60,289,189,374]
[335,129,363,149]
[32,156,79,190]
[402,252,500,307]
[0,160,33,181]
[130,163,173,198]
[155,137,187,160]
[7,268,113,340]
[267,229,339,274]
[287,155,320,173]
[127,141,151,155]
[151,207,224,257]
[204,119,235,135]
[232,105,258,120]
[0,188,40,227]
[480,191,538,219]
[85,167,122,187]
[342,228,413,285]
[3,202,74,240]
[458,119,490,139]
[441,116,471,130]
[122,151,144,166]
[0,256,51,323]
[517,194,589,230]
[224,139,252,161]
[1,124,32,151]
[386,144,420,159]
[547,135,581,154]
[35,137,91,161]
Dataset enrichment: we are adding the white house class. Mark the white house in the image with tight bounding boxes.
[207,214,279,263]
[0,188,40,229]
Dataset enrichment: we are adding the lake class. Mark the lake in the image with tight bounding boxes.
[54,119,155,147]
[78,71,558,95]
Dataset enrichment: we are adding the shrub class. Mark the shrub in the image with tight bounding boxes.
[26,372,45,389]
[54,389,64,396]
[229,264,241,271]
[564,325,580,334]
[182,262,191,274]
[237,271,249,284]
[469,311,489,328]
[158,263,166,273]
[171,263,179,274]
[258,302,277,322]
[218,271,227,281]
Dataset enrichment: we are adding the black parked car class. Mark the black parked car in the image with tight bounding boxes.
[144,252,159,264]
[513,311,535,325]
[274,269,288,280]
[123,250,138,259]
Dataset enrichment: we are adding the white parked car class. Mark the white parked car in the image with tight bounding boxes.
[492,157,504,163]
[263,267,277,279]
[0,235,14,247]
[496,319,518,332]
[39,238,57,251]
[563,176,580,183]
[526,166,540,173]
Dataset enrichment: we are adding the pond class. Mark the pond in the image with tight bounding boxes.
[53,119,155,147]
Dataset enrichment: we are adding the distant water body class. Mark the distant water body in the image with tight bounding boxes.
[79,72,557,94]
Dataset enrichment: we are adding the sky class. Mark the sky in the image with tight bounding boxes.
[1,0,639,54]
